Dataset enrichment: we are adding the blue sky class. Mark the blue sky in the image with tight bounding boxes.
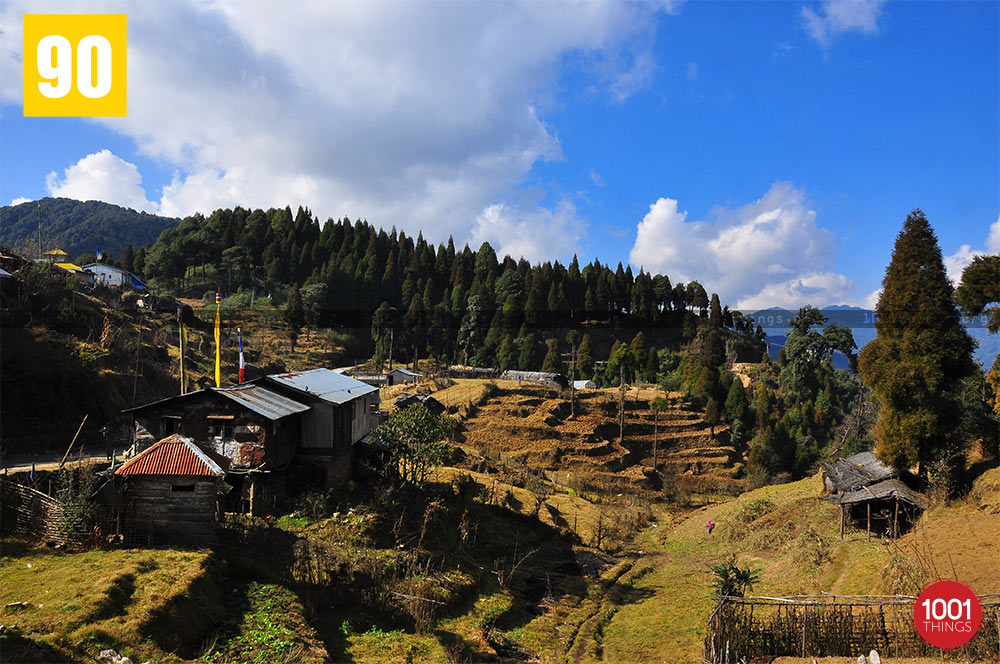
[1,0,997,310]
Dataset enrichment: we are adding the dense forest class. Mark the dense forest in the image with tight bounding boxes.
[0,197,178,261]
[138,205,767,369]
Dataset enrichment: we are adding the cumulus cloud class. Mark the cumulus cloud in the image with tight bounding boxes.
[801,0,887,46]
[943,215,1000,284]
[629,181,863,309]
[45,150,158,213]
[9,197,31,206]
[469,200,586,264]
[988,215,1000,254]
[2,0,673,256]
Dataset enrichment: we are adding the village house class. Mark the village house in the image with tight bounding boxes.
[123,369,382,514]
[261,369,381,488]
[82,262,148,290]
[124,382,310,514]
[387,367,422,385]
[113,434,230,544]
[822,451,925,539]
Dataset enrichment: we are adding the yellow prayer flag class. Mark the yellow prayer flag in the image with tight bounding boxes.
[214,293,221,387]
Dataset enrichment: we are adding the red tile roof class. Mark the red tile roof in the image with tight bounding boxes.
[116,434,229,477]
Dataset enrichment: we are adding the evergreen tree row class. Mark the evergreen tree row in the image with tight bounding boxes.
[141,205,766,369]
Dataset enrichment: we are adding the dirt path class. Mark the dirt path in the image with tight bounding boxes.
[565,557,638,664]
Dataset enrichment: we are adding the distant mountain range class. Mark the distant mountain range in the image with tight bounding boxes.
[752,306,998,370]
[0,197,178,262]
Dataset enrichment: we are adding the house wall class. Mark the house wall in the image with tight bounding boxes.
[87,264,131,287]
[124,475,218,544]
[132,393,298,469]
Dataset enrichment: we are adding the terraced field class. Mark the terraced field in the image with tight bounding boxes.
[440,380,747,497]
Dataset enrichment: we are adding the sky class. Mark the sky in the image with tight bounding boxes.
[1,0,997,311]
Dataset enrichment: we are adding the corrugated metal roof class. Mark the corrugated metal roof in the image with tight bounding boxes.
[267,368,379,404]
[116,435,229,477]
[822,451,896,492]
[124,385,309,420]
[825,478,926,508]
[215,384,310,420]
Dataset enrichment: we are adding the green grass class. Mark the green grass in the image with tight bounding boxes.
[0,542,213,663]
[204,582,326,663]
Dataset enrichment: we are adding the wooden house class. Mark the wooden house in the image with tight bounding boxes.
[822,451,925,539]
[262,369,380,487]
[124,383,310,514]
[114,435,229,544]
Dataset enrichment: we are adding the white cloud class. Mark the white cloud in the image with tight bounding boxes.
[469,200,586,264]
[9,197,31,206]
[2,1,672,257]
[988,215,1000,254]
[45,150,158,213]
[801,0,887,46]
[629,181,864,309]
[943,215,1000,283]
[686,62,699,81]
[589,170,606,187]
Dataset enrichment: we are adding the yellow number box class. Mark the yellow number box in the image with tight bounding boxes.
[23,14,126,117]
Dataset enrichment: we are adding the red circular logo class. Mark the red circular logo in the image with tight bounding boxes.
[913,580,982,649]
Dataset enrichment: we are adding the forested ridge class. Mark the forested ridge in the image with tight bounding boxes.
[0,197,178,261]
[140,205,766,367]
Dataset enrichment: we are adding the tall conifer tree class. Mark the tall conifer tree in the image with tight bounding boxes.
[858,210,975,478]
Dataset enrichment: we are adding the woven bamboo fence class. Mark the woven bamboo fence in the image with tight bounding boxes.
[705,594,1000,663]
[1,478,64,541]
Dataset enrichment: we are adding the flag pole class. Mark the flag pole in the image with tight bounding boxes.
[238,327,245,384]
[214,293,222,387]
[178,306,186,394]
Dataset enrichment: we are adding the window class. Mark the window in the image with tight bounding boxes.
[161,416,181,436]
[207,414,235,439]
[171,484,195,492]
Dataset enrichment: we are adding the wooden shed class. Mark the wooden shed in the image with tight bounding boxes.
[822,452,925,539]
[263,369,381,487]
[114,435,230,544]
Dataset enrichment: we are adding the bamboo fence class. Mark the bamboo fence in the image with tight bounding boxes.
[705,594,1000,663]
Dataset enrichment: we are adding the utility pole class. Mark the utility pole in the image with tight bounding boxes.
[178,306,186,395]
[619,362,625,443]
[37,203,43,259]
[388,328,394,371]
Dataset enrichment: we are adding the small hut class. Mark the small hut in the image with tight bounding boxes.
[822,451,924,539]
[573,379,596,390]
[388,368,423,385]
[114,435,229,544]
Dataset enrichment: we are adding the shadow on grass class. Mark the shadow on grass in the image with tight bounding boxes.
[1,632,85,663]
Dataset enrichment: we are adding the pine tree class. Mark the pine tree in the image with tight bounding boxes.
[858,210,976,481]
[541,339,563,374]
[643,347,658,383]
[498,334,516,372]
[630,331,648,364]
[577,334,595,378]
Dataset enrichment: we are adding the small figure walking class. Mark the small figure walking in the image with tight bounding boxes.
[706,519,714,535]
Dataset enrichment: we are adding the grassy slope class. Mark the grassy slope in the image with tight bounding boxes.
[596,468,1000,664]
[0,543,214,663]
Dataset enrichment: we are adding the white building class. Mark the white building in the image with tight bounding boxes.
[83,263,147,289]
